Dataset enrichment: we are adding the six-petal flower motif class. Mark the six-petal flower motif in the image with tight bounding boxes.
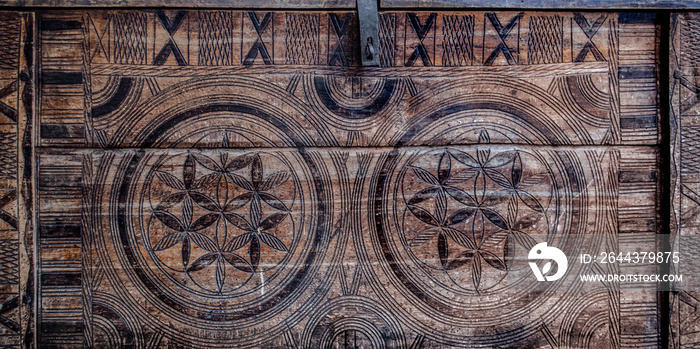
[147,152,296,293]
[402,146,552,291]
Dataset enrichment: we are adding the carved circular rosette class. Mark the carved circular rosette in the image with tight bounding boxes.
[368,96,596,345]
[95,78,338,347]
[397,148,557,293]
[369,145,589,343]
[104,148,330,346]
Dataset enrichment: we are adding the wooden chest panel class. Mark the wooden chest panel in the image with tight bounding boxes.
[0,8,671,349]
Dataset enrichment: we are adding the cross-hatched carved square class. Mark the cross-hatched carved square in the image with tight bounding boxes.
[442,15,474,66]
[285,13,319,65]
[528,15,564,64]
[113,12,148,65]
[0,132,15,181]
[682,19,700,68]
[199,12,234,66]
[682,126,700,176]
[379,13,396,67]
[0,14,18,70]
[0,240,17,285]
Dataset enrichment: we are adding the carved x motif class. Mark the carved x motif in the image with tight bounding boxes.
[153,10,188,66]
[679,291,700,333]
[0,81,16,123]
[243,12,273,66]
[573,12,607,62]
[405,13,435,67]
[674,69,700,113]
[0,191,16,230]
[328,13,353,66]
[484,12,523,66]
[0,296,18,333]
[88,15,110,63]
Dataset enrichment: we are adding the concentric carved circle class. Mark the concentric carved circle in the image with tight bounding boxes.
[368,96,596,344]
[388,76,587,146]
[107,76,331,148]
[115,148,321,326]
[95,78,338,346]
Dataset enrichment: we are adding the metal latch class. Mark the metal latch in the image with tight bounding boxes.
[357,0,380,66]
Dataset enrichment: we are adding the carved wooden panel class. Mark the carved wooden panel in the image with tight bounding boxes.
[671,12,700,349]
[0,7,667,348]
[0,11,32,349]
[2,0,698,9]
[35,145,660,348]
[27,10,664,348]
[36,11,660,149]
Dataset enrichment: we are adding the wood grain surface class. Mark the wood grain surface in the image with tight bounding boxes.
[382,0,700,9]
[1,0,356,8]
[0,8,671,348]
[0,0,698,9]
[671,12,700,349]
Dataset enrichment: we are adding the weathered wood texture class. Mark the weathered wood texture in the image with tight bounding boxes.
[0,8,667,348]
[2,0,356,8]
[28,10,664,348]
[671,12,700,349]
[382,0,700,9]
[0,11,32,349]
[0,0,698,9]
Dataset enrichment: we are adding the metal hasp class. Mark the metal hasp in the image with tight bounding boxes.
[357,0,380,66]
